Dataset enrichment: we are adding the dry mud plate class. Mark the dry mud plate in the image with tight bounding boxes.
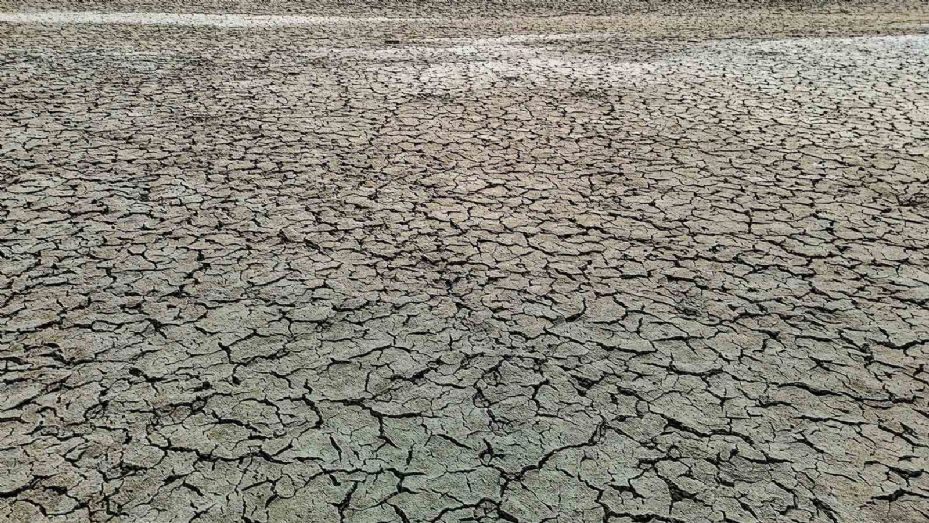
[1,2,929,522]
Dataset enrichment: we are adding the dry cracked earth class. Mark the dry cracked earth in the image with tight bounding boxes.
[2,3,929,522]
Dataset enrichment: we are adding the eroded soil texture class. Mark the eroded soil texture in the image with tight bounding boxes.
[2,5,929,523]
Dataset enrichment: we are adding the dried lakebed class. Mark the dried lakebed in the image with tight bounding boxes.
[1,7,929,523]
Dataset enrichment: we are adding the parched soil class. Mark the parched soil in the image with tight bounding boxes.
[1,3,928,522]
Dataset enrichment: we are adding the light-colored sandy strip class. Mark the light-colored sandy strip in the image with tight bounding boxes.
[0,10,438,27]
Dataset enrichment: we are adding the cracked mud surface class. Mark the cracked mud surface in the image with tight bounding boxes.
[2,4,929,522]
